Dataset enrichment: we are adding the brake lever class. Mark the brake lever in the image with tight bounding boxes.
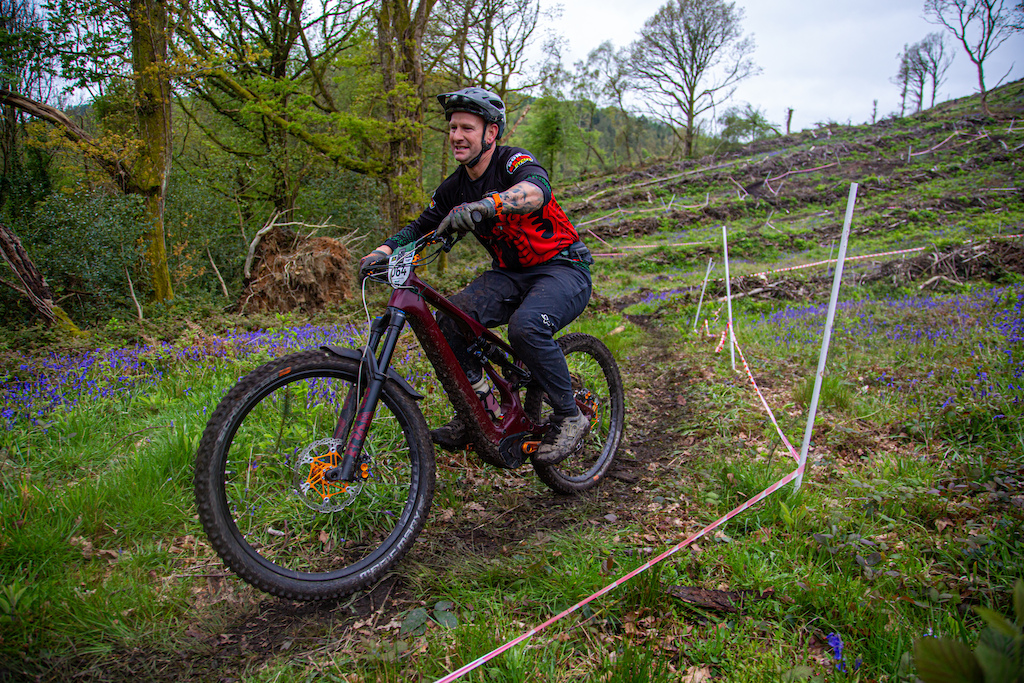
[439,230,457,252]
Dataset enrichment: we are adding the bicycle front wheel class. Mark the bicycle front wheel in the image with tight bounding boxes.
[194,349,434,600]
[526,333,625,494]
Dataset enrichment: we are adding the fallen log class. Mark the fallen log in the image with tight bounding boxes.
[0,222,85,335]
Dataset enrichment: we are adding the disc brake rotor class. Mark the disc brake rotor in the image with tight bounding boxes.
[576,387,598,413]
[292,438,362,513]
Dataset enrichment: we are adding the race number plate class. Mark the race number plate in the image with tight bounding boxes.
[388,248,415,287]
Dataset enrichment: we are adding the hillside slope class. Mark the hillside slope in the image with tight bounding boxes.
[557,79,1023,293]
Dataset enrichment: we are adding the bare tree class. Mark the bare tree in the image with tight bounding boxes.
[629,0,759,157]
[896,42,929,113]
[892,47,911,116]
[1012,0,1024,27]
[917,32,955,107]
[429,0,549,101]
[924,0,1023,115]
[573,41,642,165]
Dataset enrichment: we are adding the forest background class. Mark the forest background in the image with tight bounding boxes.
[1,0,1023,680]
[1,0,1021,336]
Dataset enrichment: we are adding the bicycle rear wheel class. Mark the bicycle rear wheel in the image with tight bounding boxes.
[526,333,625,494]
[194,349,434,600]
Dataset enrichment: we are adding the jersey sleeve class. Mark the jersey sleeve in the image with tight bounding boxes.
[501,149,552,203]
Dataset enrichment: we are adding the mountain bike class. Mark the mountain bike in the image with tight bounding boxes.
[194,225,625,600]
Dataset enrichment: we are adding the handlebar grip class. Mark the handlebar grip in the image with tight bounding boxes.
[470,210,483,224]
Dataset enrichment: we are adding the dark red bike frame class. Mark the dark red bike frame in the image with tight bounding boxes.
[325,259,559,480]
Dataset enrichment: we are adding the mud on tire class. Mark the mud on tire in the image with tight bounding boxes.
[526,333,625,494]
[194,349,434,600]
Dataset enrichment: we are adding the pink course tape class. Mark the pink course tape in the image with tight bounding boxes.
[432,333,801,683]
[749,246,925,278]
[730,331,800,463]
[714,329,728,353]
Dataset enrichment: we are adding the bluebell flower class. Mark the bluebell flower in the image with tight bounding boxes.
[826,632,847,672]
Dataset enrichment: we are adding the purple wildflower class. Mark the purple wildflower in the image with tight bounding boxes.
[826,632,847,672]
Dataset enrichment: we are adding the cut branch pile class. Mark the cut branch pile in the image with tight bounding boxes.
[714,275,811,301]
[867,239,1024,287]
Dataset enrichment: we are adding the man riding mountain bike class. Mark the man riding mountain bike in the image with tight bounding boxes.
[360,86,594,466]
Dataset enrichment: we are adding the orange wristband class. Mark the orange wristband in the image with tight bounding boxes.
[490,193,503,216]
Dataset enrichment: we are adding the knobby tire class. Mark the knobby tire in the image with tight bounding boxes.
[527,333,625,494]
[194,349,434,600]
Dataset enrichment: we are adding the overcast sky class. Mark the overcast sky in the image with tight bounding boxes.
[537,0,1024,132]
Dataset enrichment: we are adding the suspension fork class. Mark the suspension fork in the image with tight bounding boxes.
[325,308,408,482]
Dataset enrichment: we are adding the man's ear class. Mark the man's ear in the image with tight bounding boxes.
[486,122,500,145]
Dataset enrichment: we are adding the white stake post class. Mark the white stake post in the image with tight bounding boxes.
[722,225,736,371]
[794,183,859,492]
[692,257,714,332]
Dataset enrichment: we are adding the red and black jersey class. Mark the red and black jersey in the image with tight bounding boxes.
[385,146,580,270]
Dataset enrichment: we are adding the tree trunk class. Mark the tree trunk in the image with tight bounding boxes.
[1,0,175,305]
[129,0,174,302]
[683,114,696,157]
[0,223,84,335]
[975,62,989,116]
[376,0,437,235]
[0,97,20,209]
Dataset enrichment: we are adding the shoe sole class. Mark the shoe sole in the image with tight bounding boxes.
[531,428,588,466]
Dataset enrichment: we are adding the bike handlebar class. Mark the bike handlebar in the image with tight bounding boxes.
[364,210,484,280]
[430,210,484,253]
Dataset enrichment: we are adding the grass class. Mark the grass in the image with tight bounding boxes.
[2,280,1022,681]
[3,85,1024,681]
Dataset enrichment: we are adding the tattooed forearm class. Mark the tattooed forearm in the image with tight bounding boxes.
[497,182,544,215]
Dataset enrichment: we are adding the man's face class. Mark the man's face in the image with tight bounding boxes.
[449,111,496,165]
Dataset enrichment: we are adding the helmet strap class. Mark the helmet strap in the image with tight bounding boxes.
[463,126,494,170]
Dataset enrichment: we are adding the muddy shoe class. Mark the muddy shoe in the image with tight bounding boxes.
[430,415,471,452]
[532,412,589,466]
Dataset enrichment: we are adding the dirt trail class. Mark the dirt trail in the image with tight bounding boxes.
[36,309,695,683]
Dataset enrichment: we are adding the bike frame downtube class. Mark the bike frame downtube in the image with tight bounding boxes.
[335,308,408,481]
[387,278,535,439]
